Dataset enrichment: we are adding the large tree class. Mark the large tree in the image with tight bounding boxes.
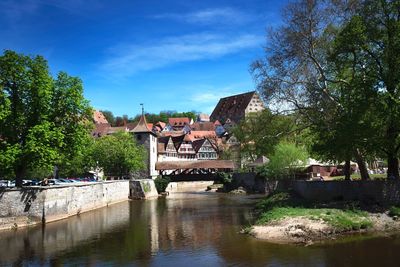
[232,109,294,161]
[0,50,92,185]
[90,131,145,178]
[251,0,374,179]
[333,0,400,179]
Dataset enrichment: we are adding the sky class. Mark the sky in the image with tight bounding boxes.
[0,0,288,117]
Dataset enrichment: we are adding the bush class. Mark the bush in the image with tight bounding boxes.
[216,172,232,185]
[258,142,308,180]
[154,176,171,193]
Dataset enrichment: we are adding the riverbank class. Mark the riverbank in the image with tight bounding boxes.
[0,181,129,231]
[248,192,400,244]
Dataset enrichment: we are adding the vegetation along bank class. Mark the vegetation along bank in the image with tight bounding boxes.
[248,192,400,244]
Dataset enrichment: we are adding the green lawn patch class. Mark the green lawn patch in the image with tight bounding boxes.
[389,206,400,217]
[333,174,386,181]
[255,192,372,231]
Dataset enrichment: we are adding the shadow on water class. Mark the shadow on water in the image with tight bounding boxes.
[1,193,400,266]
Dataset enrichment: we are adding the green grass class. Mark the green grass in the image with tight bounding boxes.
[255,192,372,231]
[389,206,400,217]
[333,174,386,180]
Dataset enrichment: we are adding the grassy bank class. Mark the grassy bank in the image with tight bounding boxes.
[255,193,372,231]
[332,174,386,180]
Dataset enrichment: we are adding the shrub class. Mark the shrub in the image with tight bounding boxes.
[154,176,171,193]
[216,172,232,185]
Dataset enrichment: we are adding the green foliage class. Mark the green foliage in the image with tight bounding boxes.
[233,110,294,161]
[90,132,145,178]
[389,206,400,218]
[258,142,308,179]
[256,206,372,231]
[141,181,151,193]
[154,176,171,193]
[216,172,232,185]
[100,110,115,125]
[0,50,92,182]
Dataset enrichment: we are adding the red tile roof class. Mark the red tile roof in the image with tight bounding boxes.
[187,131,217,140]
[190,122,215,131]
[93,110,109,124]
[168,117,190,126]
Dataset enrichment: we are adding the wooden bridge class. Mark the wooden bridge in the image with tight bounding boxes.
[155,160,235,177]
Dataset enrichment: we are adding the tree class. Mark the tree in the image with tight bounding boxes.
[90,131,145,178]
[251,0,373,180]
[0,50,92,185]
[100,110,115,125]
[232,109,294,161]
[332,0,400,179]
[259,142,309,179]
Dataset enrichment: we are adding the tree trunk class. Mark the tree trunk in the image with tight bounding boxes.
[15,166,26,187]
[355,149,370,180]
[387,153,399,179]
[344,160,351,181]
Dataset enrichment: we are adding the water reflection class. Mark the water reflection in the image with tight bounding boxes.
[1,193,400,266]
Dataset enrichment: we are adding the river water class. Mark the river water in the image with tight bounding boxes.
[1,192,400,267]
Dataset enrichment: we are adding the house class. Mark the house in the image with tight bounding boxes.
[152,121,166,133]
[168,117,193,130]
[189,122,215,131]
[157,136,179,162]
[197,113,210,122]
[186,131,217,141]
[192,139,218,160]
[210,91,265,124]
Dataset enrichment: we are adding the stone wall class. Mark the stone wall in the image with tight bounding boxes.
[292,180,400,205]
[165,181,214,193]
[0,181,129,230]
[129,179,159,199]
[230,173,287,194]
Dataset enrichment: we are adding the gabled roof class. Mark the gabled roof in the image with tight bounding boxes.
[155,121,166,129]
[131,114,153,134]
[171,134,185,150]
[187,131,216,140]
[197,113,210,122]
[210,91,257,124]
[190,122,215,131]
[93,110,109,124]
[168,117,190,127]
[192,139,206,152]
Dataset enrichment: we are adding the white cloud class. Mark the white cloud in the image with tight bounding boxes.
[101,33,263,77]
[153,7,251,25]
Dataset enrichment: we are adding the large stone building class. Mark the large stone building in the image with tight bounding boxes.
[210,91,265,124]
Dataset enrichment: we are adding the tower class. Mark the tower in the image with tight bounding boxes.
[131,106,158,178]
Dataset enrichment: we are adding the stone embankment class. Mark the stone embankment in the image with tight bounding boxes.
[0,180,129,231]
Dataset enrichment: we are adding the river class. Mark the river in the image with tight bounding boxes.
[0,192,399,266]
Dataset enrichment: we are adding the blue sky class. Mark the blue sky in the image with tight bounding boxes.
[0,0,288,117]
